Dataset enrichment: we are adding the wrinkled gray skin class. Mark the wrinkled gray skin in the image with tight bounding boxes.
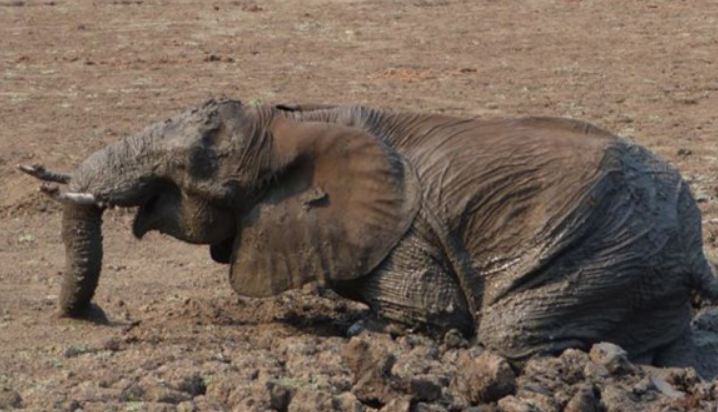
[35,99,718,373]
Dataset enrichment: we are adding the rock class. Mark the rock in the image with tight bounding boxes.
[191,395,229,411]
[74,381,123,402]
[0,387,22,409]
[496,395,542,412]
[648,376,685,399]
[267,380,292,411]
[63,344,95,358]
[588,342,633,374]
[453,351,516,404]
[176,400,198,412]
[513,390,559,412]
[175,373,207,397]
[347,319,366,337]
[144,386,192,404]
[120,382,146,402]
[205,378,232,405]
[332,392,365,412]
[102,336,123,352]
[557,349,590,384]
[413,402,448,412]
[599,384,639,412]
[380,397,412,412]
[288,389,366,412]
[225,383,274,411]
[343,337,398,405]
[677,148,693,157]
[409,375,442,402]
[288,389,332,412]
[443,328,469,349]
[138,402,177,412]
[564,384,599,412]
[465,406,500,412]
[583,362,610,379]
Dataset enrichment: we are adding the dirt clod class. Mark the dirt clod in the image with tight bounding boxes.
[380,397,412,412]
[589,342,633,375]
[0,387,22,409]
[409,375,443,402]
[453,350,516,404]
[563,384,600,412]
[343,337,398,406]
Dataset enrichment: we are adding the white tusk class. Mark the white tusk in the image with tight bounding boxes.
[18,164,71,184]
[39,184,103,206]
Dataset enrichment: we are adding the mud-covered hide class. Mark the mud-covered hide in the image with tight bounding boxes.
[299,107,713,361]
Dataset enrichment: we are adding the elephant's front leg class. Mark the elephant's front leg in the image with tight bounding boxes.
[333,218,474,337]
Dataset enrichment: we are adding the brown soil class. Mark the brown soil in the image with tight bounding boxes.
[1,0,718,411]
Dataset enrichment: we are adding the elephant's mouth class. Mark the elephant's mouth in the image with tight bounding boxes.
[131,194,160,239]
[210,236,234,264]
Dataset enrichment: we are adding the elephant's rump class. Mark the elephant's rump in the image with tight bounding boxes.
[477,141,704,359]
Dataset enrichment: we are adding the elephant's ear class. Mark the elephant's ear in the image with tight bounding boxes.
[229,117,420,297]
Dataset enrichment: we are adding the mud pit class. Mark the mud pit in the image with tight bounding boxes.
[2,0,718,411]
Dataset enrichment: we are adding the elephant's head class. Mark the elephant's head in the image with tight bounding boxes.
[22,99,419,318]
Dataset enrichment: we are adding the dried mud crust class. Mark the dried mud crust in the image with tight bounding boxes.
[2,0,718,411]
[3,288,718,411]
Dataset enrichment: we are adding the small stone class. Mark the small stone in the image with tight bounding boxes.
[347,319,366,337]
[64,399,82,411]
[588,342,632,374]
[453,351,516,404]
[649,375,685,399]
[343,337,397,405]
[64,344,94,358]
[564,384,599,412]
[496,395,540,412]
[380,396,412,412]
[73,381,122,402]
[287,389,330,412]
[267,381,291,411]
[120,383,145,402]
[102,337,122,352]
[631,377,651,395]
[409,375,442,402]
[147,386,192,404]
[443,328,469,349]
[413,402,448,412]
[176,373,206,397]
[176,400,198,412]
[599,384,639,412]
[677,148,693,157]
[583,362,609,379]
[0,387,22,409]
[331,392,364,412]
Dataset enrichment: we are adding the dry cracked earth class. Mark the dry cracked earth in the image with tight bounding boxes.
[2,0,718,411]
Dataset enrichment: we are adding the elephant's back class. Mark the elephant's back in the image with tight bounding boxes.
[355,109,703,358]
[392,116,623,292]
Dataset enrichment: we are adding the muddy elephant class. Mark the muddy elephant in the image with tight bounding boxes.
[21,99,718,368]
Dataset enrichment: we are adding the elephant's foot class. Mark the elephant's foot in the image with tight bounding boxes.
[653,324,718,380]
[55,302,109,325]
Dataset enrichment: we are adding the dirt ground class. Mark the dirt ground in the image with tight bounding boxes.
[2,0,718,411]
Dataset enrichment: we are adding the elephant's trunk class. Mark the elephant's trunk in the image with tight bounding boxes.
[59,203,104,316]
[57,131,159,317]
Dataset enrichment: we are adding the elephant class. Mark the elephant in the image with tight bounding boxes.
[21,98,718,370]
